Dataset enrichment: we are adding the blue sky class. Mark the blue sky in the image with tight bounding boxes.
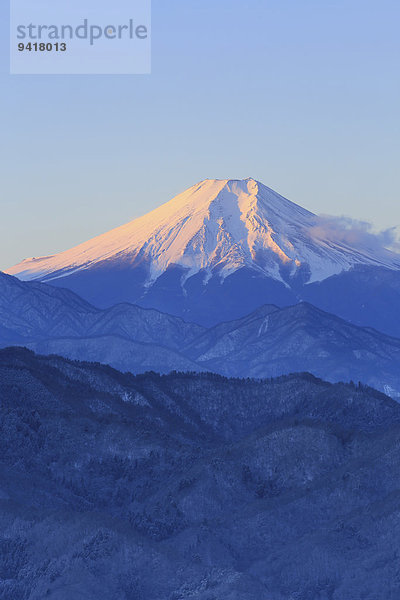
[1,0,399,268]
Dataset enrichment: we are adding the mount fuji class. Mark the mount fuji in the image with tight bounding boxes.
[7,178,400,331]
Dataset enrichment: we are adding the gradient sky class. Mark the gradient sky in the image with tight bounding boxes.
[1,0,399,269]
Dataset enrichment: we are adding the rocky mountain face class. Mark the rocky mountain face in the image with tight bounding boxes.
[7,178,400,332]
[1,347,400,599]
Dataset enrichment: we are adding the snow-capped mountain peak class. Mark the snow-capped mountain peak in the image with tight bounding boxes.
[6,177,400,287]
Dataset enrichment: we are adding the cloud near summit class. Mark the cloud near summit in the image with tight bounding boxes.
[310,215,400,255]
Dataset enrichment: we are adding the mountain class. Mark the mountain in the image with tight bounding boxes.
[1,346,400,599]
[28,335,203,375]
[185,302,400,397]
[0,271,204,374]
[7,178,400,332]
[2,271,400,395]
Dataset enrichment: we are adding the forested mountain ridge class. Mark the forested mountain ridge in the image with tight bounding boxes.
[1,347,400,599]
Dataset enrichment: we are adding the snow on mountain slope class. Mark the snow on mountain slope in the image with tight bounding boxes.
[7,178,400,287]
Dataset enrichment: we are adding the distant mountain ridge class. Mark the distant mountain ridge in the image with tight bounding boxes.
[185,301,400,397]
[0,271,204,374]
[6,178,400,332]
[1,271,400,396]
[0,271,203,346]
